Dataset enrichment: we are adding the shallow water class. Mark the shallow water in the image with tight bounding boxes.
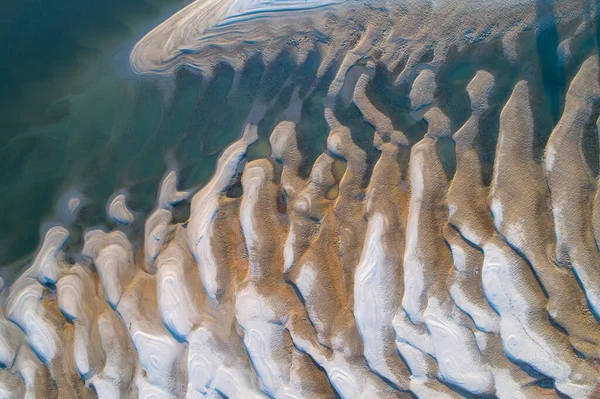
[0,1,340,281]
[0,0,196,277]
[1,0,598,284]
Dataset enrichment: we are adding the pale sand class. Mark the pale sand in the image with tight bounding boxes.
[2,0,600,398]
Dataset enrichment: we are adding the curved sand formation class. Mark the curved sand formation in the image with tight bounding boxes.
[3,0,600,398]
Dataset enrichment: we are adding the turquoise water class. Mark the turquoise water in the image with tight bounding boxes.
[0,0,197,277]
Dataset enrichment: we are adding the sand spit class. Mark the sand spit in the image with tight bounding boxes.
[107,193,134,225]
[3,0,600,398]
[130,0,589,78]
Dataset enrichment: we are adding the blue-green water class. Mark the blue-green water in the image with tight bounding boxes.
[0,0,345,281]
[1,0,598,283]
[0,0,199,278]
